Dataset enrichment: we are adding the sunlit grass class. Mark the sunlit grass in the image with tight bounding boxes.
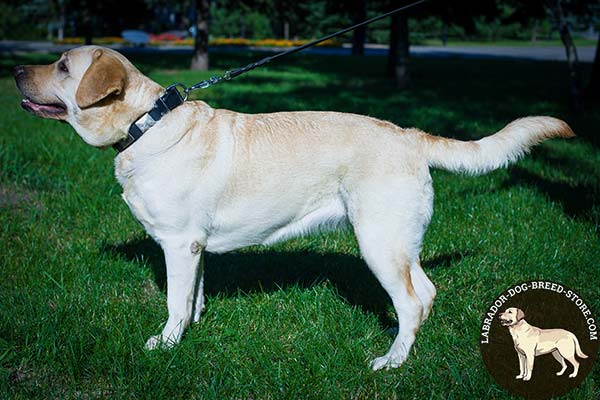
[1,50,598,399]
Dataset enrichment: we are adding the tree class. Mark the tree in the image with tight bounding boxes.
[81,0,93,45]
[56,0,66,40]
[506,0,599,110]
[2,0,67,40]
[352,0,367,55]
[384,0,499,89]
[588,33,600,99]
[191,0,210,70]
[545,0,583,111]
[387,12,410,88]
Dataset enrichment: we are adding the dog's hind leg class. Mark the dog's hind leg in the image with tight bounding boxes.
[347,177,430,370]
[363,245,422,371]
[562,350,580,378]
[566,356,580,378]
[555,337,581,378]
[410,258,436,322]
[552,350,568,376]
[145,240,202,349]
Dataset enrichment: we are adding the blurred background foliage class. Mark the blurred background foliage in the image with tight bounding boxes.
[0,0,598,44]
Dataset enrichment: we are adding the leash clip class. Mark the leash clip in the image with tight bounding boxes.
[167,83,189,101]
[183,74,228,96]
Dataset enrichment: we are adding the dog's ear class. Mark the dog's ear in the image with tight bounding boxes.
[76,49,126,108]
[516,308,525,321]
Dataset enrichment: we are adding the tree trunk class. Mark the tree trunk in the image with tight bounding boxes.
[586,33,600,100]
[546,0,583,111]
[283,21,289,40]
[82,7,93,45]
[240,14,246,38]
[52,0,65,41]
[441,20,447,46]
[191,0,209,71]
[58,4,65,41]
[387,13,410,89]
[352,0,367,55]
[531,19,539,43]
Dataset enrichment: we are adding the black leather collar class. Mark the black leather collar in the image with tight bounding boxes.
[113,85,185,153]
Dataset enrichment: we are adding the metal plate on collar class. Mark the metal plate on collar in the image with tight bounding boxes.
[133,113,157,134]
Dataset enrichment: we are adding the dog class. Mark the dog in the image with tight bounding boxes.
[14,46,574,370]
[499,307,588,380]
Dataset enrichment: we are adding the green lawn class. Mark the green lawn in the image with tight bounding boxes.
[1,50,599,399]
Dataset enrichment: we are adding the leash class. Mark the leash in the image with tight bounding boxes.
[182,0,428,96]
[114,0,427,152]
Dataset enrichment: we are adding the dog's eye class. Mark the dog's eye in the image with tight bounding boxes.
[58,61,68,73]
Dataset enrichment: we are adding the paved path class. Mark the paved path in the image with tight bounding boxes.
[0,40,596,63]
[411,44,596,62]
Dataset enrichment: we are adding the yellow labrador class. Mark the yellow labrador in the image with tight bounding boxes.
[14,46,574,370]
[499,307,588,380]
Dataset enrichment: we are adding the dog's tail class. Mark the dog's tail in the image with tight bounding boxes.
[419,116,574,175]
[573,335,588,359]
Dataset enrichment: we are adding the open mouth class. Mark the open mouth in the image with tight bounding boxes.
[499,318,512,326]
[21,98,67,119]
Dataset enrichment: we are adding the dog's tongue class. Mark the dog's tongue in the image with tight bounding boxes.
[21,99,65,114]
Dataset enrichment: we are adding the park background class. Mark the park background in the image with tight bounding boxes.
[1,0,600,399]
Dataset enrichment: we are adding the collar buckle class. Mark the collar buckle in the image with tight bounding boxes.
[113,84,186,153]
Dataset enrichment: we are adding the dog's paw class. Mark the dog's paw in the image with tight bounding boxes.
[515,375,523,379]
[568,372,577,378]
[370,353,405,371]
[144,335,175,350]
[522,375,531,381]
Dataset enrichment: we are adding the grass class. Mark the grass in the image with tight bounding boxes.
[1,49,599,399]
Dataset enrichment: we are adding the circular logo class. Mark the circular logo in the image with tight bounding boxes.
[480,281,598,399]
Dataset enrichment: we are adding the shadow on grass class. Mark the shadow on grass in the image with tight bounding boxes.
[102,238,465,326]
[503,166,599,226]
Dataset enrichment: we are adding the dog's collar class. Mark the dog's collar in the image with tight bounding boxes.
[113,85,185,153]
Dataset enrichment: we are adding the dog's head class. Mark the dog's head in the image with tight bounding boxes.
[499,307,525,327]
[14,46,163,148]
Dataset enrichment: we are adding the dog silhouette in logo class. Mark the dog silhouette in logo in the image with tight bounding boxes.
[499,307,588,381]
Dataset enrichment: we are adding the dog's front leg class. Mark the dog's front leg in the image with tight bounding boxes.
[192,249,206,323]
[145,241,202,349]
[516,352,526,379]
[522,350,535,381]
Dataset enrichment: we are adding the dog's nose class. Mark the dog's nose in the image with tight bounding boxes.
[14,65,26,78]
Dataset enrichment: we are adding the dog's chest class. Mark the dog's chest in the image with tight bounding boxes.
[121,187,157,233]
[115,155,193,240]
[510,327,534,349]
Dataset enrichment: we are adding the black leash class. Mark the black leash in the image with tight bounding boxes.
[183,0,428,96]
[114,0,427,152]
